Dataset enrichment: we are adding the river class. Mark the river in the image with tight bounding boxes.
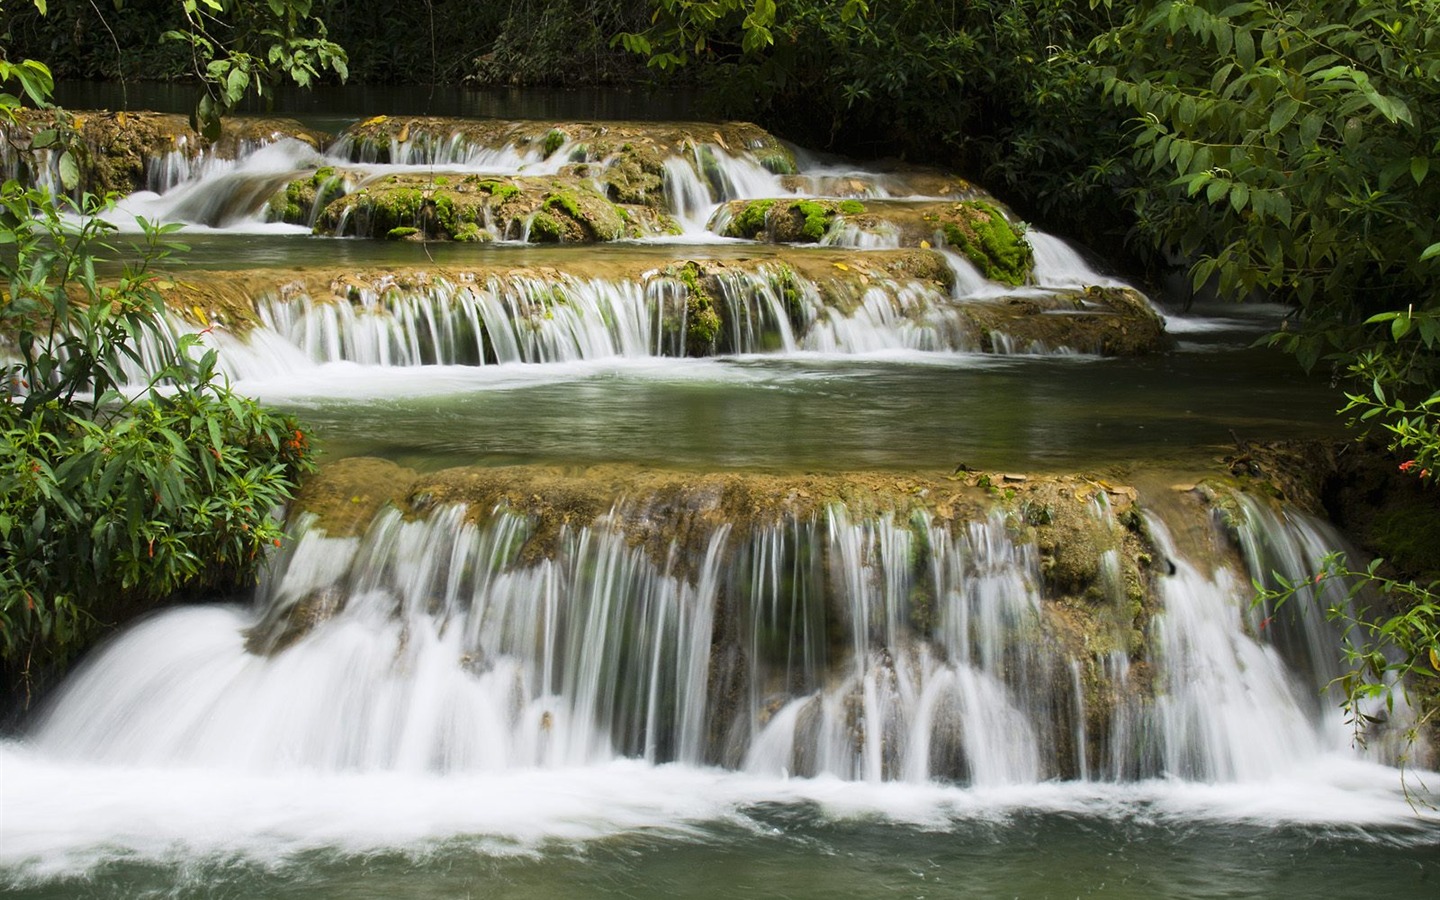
[1,89,1435,898]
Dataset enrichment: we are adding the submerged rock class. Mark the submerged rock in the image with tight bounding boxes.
[965,285,1169,356]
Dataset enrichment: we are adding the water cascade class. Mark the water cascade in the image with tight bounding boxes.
[3,106,1435,894]
[26,483,1402,786]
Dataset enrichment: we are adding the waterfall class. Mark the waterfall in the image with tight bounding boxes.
[662,157,716,232]
[134,268,1031,380]
[107,139,329,231]
[25,488,1383,785]
[1028,232,1123,289]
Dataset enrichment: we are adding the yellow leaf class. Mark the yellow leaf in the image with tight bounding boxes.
[191,305,208,325]
[360,115,388,127]
[919,240,931,249]
[1430,646,1440,672]
[834,262,849,271]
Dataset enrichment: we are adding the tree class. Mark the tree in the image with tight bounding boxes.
[166,0,348,138]
[1092,0,1439,746]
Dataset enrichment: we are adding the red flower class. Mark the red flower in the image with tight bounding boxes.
[1399,460,1417,472]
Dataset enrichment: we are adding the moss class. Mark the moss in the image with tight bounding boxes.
[793,200,832,241]
[757,151,797,175]
[935,201,1033,287]
[542,191,583,219]
[542,128,566,158]
[773,263,808,334]
[386,226,420,240]
[529,211,564,242]
[697,145,725,195]
[453,222,491,243]
[837,199,866,215]
[724,199,776,239]
[433,194,458,233]
[602,148,666,207]
[673,261,722,355]
[482,180,521,203]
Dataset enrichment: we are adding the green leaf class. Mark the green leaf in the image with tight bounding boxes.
[1269,96,1300,133]
[57,151,79,191]
[1412,157,1430,186]
[1230,182,1250,212]
[226,67,249,106]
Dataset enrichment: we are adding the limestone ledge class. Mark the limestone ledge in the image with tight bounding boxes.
[0,109,324,196]
[152,250,1168,358]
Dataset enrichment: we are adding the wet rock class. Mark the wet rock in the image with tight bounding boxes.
[964,285,1169,357]
[1,109,323,196]
[310,173,672,242]
[334,116,795,203]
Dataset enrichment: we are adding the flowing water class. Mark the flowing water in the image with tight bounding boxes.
[2,94,1436,897]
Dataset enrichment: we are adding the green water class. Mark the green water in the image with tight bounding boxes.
[11,91,1432,899]
[289,347,1339,474]
[8,813,1435,899]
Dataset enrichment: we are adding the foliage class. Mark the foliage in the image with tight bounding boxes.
[616,1,1125,232]
[1090,0,1440,752]
[0,177,314,696]
[1,1,650,88]
[165,0,348,138]
[1257,554,1438,763]
[1,6,315,705]
[1092,0,1440,359]
[471,0,652,87]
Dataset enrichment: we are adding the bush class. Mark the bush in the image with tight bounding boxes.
[1,162,313,707]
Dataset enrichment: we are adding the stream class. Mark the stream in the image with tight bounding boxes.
[1,89,1436,898]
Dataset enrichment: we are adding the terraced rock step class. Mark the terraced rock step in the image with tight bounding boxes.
[297,172,680,241]
[253,455,1336,778]
[715,198,1034,284]
[144,250,1166,372]
[0,109,324,196]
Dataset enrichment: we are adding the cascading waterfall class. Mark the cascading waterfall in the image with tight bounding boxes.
[131,266,1033,386]
[27,488,1388,786]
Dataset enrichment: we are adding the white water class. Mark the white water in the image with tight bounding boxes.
[122,266,1035,385]
[4,492,1435,879]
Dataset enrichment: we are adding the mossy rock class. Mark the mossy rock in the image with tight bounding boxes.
[312,174,652,242]
[336,116,794,176]
[267,167,343,225]
[721,198,866,242]
[602,145,667,206]
[962,286,1169,357]
[2,109,323,196]
[664,261,723,355]
[931,201,1033,286]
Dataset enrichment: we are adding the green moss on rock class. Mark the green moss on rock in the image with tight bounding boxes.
[671,261,722,355]
[542,128,567,158]
[934,201,1033,286]
[724,199,777,239]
